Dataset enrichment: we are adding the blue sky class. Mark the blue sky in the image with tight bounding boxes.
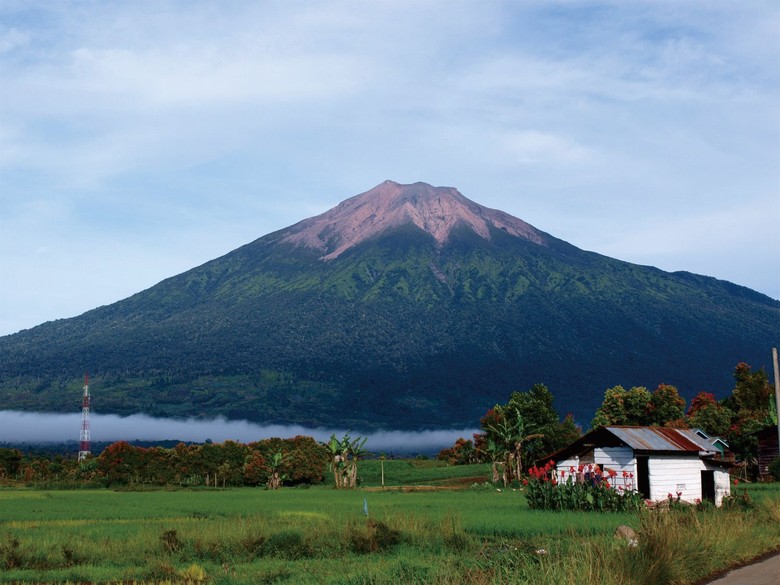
[1,1,778,336]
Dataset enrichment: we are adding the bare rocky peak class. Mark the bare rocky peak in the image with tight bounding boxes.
[282,180,548,260]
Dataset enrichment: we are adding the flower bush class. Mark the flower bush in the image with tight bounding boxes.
[524,460,645,512]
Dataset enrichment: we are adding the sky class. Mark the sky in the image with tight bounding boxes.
[1,0,779,337]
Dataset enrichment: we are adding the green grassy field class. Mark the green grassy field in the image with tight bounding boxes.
[0,467,779,584]
[357,459,490,487]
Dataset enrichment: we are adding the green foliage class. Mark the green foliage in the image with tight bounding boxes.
[347,519,401,554]
[0,448,22,478]
[478,384,582,486]
[524,462,645,513]
[648,384,686,425]
[733,362,772,413]
[437,437,477,465]
[327,433,368,489]
[591,385,653,427]
[262,530,311,559]
[687,392,734,436]
[92,437,327,488]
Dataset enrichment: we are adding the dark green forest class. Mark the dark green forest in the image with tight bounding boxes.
[0,222,777,430]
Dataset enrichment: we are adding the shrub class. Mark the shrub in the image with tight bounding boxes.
[0,533,22,570]
[159,528,182,554]
[524,461,645,512]
[262,530,311,559]
[348,519,401,554]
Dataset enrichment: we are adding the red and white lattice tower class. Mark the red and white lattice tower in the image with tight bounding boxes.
[78,373,91,462]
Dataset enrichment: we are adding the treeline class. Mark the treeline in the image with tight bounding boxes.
[0,436,330,489]
[439,362,776,481]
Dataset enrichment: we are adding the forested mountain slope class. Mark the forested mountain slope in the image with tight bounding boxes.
[1,181,777,429]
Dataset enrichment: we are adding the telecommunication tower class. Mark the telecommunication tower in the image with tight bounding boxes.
[78,373,91,462]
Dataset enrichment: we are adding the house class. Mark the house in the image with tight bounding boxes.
[693,429,733,461]
[538,426,732,506]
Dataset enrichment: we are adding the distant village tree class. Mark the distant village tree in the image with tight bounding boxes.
[722,362,774,471]
[467,384,581,485]
[648,384,687,426]
[687,392,734,437]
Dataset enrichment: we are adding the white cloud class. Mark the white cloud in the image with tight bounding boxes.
[0,0,778,338]
[0,27,29,53]
[500,130,594,165]
[0,410,477,453]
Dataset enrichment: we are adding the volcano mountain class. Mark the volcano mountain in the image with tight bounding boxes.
[1,181,777,429]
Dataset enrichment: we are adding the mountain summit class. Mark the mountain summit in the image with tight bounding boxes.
[0,181,777,429]
[282,180,548,259]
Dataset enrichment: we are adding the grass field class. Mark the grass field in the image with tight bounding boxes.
[0,464,779,584]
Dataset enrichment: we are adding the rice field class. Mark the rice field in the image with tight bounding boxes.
[0,476,778,584]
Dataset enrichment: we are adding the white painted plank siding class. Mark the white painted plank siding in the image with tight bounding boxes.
[647,455,705,503]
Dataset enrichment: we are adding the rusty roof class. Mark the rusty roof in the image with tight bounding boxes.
[606,426,716,453]
[536,425,721,467]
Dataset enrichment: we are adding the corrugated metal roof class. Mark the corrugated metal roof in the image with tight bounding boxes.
[606,426,716,453]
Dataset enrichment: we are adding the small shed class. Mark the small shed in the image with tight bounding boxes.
[754,426,779,480]
[539,426,732,506]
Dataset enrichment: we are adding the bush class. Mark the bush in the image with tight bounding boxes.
[0,534,22,570]
[524,462,645,512]
[262,530,311,559]
[159,528,182,554]
[348,519,401,554]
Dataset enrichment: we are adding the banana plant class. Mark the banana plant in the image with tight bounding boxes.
[266,451,286,490]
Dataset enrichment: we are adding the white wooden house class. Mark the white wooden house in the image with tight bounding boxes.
[539,426,732,506]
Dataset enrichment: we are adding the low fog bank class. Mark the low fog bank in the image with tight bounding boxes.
[0,411,478,454]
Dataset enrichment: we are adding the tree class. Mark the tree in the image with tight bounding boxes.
[732,362,772,414]
[326,433,368,489]
[266,451,285,490]
[648,384,687,426]
[723,363,774,472]
[437,437,476,465]
[98,441,142,485]
[479,384,581,486]
[482,406,543,486]
[591,385,652,427]
[242,450,267,486]
[504,384,581,460]
[687,391,733,436]
[0,448,22,479]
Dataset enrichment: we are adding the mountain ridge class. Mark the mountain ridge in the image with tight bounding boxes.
[0,181,777,429]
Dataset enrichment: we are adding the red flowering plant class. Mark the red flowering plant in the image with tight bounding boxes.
[524,461,645,512]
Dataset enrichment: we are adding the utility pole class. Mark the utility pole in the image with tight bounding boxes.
[773,348,780,453]
[78,373,91,462]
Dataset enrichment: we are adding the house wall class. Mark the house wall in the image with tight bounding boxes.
[647,455,705,503]
[711,467,731,507]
